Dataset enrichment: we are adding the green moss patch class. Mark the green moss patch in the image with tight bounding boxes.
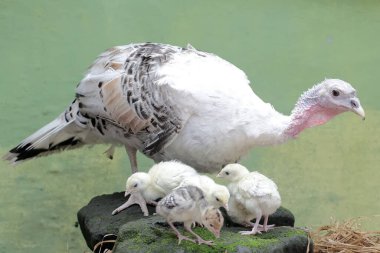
[113,216,311,253]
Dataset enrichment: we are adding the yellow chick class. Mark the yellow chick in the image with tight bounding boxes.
[217,163,281,235]
[112,160,197,216]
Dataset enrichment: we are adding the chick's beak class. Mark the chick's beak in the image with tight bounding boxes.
[213,229,220,238]
[350,97,365,120]
[223,203,229,211]
[216,173,222,178]
[124,189,132,197]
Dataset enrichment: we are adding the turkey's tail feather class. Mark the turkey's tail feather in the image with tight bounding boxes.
[3,112,87,165]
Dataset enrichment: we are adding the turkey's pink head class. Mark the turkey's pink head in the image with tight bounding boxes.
[286,79,365,137]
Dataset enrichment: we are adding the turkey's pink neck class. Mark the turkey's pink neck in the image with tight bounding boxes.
[284,104,342,137]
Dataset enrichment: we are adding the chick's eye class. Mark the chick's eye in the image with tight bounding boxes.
[332,89,340,97]
[209,224,214,227]
[134,183,138,187]
[216,197,220,202]
[225,172,230,175]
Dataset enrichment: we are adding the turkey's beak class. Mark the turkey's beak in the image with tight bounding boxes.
[349,98,365,120]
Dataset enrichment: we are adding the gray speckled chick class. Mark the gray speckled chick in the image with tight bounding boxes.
[156,185,224,245]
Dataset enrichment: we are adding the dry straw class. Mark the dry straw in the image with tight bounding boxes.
[92,233,116,253]
[311,217,380,253]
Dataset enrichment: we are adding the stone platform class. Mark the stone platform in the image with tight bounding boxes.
[77,192,312,253]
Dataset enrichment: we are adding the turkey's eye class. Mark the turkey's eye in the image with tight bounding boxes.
[209,224,214,227]
[225,172,230,175]
[332,90,340,97]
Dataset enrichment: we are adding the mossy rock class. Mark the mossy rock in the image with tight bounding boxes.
[113,215,311,253]
[77,192,157,250]
[77,192,305,252]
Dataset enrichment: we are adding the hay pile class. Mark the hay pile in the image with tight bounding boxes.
[311,217,380,253]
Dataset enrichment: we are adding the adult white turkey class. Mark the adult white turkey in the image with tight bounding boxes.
[3,43,365,173]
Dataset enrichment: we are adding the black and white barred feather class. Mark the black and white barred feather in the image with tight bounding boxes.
[4,43,188,163]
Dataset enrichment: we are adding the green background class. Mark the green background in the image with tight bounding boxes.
[1,1,379,252]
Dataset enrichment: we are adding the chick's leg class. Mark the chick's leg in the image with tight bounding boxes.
[262,215,275,232]
[246,221,275,231]
[168,222,195,245]
[111,192,149,216]
[184,222,214,246]
[240,212,262,235]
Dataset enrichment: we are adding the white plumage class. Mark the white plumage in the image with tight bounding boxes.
[112,160,197,216]
[156,185,224,245]
[217,164,281,235]
[4,43,365,173]
[179,175,230,210]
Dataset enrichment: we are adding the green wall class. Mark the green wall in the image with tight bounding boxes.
[1,1,379,252]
